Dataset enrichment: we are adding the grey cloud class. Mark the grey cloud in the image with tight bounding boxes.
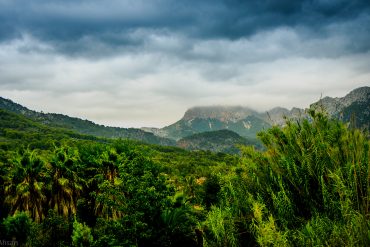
[1,0,370,57]
[0,0,370,127]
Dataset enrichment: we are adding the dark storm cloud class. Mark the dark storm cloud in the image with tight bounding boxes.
[1,0,370,56]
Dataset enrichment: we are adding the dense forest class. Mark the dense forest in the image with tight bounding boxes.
[0,108,369,246]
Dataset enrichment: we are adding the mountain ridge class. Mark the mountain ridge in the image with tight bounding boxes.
[147,86,369,140]
[310,86,370,115]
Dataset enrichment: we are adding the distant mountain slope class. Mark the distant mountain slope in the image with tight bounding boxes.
[177,129,262,154]
[0,97,175,146]
[263,107,305,125]
[310,86,370,130]
[310,87,370,114]
[340,100,370,130]
[160,106,271,140]
[153,86,369,141]
[182,106,257,121]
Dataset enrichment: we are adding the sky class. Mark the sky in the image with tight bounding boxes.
[0,0,370,128]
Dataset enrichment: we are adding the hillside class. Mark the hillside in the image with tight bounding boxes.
[0,109,104,150]
[0,97,175,146]
[177,129,262,154]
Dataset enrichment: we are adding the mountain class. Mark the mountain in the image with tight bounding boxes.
[151,86,369,142]
[310,86,370,130]
[263,107,305,125]
[311,87,370,115]
[182,106,256,121]
[158,106,272,140]
[177,129,262,154]
[0,97,175,146]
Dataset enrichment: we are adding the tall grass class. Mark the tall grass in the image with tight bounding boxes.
[203,110,370,246]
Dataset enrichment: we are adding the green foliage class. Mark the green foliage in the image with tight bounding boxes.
[156,197,198,247]
[1,105,369,246]
[250,201,289,247]
[2,212,33,244]
[0,109,102,150]
[4,149,47,222]
[199,110,370,246]
[92,149,177,245]
[0,99,175,146]
[40,210,71,247]
[47,146,84,217]
[72,218,93,247]
[177,129,262,154]
[203,206,239,247]
[204,174,221,209]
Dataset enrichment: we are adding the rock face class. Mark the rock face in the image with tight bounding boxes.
[310,87,370,115]
[263,107,305,126]
[161,107,271,140]
[183,106,257,122]
[158,105,306,140]
[310,86,370,130]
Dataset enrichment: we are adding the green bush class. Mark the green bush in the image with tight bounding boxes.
[2,212,33,244]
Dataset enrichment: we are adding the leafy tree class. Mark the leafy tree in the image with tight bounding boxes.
[4,150,46,222]
[72,218,93,247]
[203,174,221,209]
[94,150,174,246]
[155,193,199,247]
[40,210,71,247]
[47,146,84,217]
[2,211,33,244]
[91,148,126,219]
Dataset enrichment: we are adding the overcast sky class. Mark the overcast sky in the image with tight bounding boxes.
[0,0,369,127]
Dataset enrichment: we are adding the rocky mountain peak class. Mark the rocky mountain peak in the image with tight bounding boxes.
[310,86,370,115]
[342,86,370,106]
[267,107,290,115]
[183,106,256,122]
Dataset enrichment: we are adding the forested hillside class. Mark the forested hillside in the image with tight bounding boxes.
[177,129,263,154]
[0,97,175,146]
[0,107,369,246]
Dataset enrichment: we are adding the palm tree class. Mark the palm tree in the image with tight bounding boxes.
[46,146,83,217]
[4,149,46,222]
[93,148,125,219]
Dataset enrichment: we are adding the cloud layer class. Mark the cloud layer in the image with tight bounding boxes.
[0,0,369,127]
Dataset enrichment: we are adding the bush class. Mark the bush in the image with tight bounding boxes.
[2,212,33,244]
